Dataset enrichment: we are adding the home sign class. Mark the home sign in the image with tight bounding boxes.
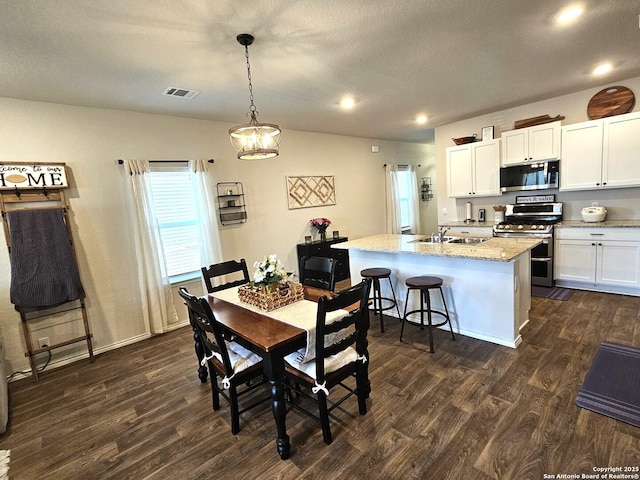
[0,163,69,190]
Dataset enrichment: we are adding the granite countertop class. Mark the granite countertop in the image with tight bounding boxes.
[556,220,640,228]
[332,234,541,262]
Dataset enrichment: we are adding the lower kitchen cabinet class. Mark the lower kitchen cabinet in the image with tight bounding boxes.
[555,227,640,295]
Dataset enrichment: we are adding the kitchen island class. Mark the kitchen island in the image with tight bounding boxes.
[333,234,542,348]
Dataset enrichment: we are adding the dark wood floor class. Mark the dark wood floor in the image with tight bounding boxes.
[2,289,640,479]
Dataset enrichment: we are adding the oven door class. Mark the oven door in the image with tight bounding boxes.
[531,238,553,287]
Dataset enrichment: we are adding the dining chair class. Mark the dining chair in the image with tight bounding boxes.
[201,258,250,293]
[179,287,270,434]
[283,278,372,445]
[299,256,337,292]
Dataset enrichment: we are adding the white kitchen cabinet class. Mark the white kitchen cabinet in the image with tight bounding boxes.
[555,227,640,295]
[501,121,561,166]
[446,139,501,197]
[603,111,640,188]
[560,111,640,191]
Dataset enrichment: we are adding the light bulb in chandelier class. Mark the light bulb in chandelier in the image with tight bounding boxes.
[229,34,281,160]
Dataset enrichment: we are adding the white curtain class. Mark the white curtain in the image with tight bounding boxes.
[385,164,421,234]
[189,160,223,268]
[123,159,177,334]
[385,164,402,234]
[407,165,421,235]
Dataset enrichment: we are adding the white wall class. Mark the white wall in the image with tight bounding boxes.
[0,97,433,376]
[435,76,640,223]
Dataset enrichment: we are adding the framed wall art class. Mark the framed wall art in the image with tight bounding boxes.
[482,126,494,141]
[286,175,336,209]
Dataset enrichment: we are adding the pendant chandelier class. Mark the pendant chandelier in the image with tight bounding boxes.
[229,33,281,160]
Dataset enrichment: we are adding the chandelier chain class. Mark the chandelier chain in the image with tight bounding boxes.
[244,45,257,115]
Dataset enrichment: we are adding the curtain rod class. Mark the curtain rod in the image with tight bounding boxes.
[117,159,214,164]
[383,164,421,167]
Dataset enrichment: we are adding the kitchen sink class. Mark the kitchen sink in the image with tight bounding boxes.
[410,236,456,244]
[410,236,489,244]
[446,237,488,244]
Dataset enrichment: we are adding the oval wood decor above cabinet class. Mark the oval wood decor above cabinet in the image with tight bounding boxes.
[587,86,635,119]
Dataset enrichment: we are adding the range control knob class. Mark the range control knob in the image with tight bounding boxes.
[531,225,538,230]
[517,225,524,230]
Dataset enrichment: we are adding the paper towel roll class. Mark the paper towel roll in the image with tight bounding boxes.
[465,202,472,220]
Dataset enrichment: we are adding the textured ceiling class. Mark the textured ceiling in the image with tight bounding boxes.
[1,0,639,143]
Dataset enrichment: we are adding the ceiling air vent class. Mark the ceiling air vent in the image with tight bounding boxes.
[162,87,200,99]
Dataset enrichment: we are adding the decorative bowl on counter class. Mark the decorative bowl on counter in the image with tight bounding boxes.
[452,134,477,145]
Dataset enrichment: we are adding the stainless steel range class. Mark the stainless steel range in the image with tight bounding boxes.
[493,202,563,287]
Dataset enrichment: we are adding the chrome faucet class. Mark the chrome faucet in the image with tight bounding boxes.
[438,227,449,242]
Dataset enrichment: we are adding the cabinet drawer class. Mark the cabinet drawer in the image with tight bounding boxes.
[444,226,494,237]
[555,227,640,242]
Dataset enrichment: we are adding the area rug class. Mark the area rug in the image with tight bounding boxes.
[531,286,574,300]
[575,342,640,428]
[0,450,9,480]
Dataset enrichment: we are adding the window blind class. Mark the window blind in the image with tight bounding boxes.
[148,163,200,278]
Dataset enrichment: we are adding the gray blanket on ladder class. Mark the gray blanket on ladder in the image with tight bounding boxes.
[7,208,85,313]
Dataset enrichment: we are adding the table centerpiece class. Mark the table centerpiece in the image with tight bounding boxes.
[238,254,304,311]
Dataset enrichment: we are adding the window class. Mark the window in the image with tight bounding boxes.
[148,162,201,281]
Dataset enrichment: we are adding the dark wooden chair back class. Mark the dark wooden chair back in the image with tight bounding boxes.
[314,278,371,383]
[299,256,337,291]
[178,287,233,376]
[201,258,250,293]
[179,286,269,434]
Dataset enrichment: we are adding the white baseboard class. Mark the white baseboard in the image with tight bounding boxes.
[8,331,164,382]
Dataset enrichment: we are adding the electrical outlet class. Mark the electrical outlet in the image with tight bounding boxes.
[38,337,50,349]
[591,201,599,207]
[442,207,448,215]
[457,206,463,217]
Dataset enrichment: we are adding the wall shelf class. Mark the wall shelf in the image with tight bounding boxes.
[216,182,247,225]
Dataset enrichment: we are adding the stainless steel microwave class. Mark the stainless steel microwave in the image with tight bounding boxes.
[500,160,559,192]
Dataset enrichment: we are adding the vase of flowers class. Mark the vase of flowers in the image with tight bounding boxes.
[311,217,331,242]
[252,254,288,292]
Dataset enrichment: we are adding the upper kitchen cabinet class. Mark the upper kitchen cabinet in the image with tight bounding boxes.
[501,121,561,166]
[446,139,501,197]
[560,111,640,191]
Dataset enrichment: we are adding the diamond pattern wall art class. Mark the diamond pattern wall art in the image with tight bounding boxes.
[286,175,336,209]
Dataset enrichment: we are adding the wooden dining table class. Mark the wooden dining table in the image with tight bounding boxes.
[200,285,370,460]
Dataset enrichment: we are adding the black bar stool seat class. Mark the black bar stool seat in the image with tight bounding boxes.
[360,267,401,333]
[400,275,455,353]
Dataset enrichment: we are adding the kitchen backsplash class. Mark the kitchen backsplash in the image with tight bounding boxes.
[454,186,640,222]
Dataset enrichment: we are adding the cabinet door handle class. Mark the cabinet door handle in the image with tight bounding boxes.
[591,243,596,246]
[589,233,605,236]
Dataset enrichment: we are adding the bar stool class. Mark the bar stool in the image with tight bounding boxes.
[360,267,401,333]
[400,276,455,353]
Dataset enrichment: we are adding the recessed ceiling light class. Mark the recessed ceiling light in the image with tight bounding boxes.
[556,5,584,25]
[416,114,428,125]
[592,63,613,76]
[339,96,356,110]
